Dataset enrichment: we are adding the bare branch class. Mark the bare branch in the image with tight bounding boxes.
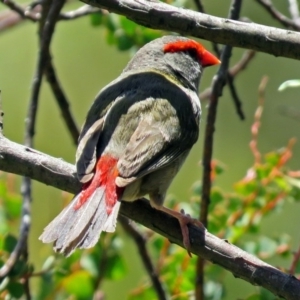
[81,0,300,60]
[226,72,245,120]
[0,135,299,298]
[1,0,38,22]
[59,4,102,20]
[45,61,80,145]
[25,0,65,146]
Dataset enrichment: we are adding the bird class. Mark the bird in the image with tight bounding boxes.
[39,35,220,256]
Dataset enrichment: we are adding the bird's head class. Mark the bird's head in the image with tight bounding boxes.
[124,36,220,92]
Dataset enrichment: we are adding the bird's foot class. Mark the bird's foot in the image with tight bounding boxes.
[153,204,205,257]
[177,209,205,257]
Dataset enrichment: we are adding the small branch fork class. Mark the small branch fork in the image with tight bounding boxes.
[0,1,102,31]
[255,0,300,31]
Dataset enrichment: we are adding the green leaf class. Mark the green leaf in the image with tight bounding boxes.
[4,234,17,253]
[7,281,24,298]
[90,13,103,26]
[62,270,94,299]
[278,79,300,91]
[4,194,21,219]
[42,256,55,271]
[80,254,99,277]
[245,294,261,300]
[258,236,277,258]
[114,29,134,51]
[128,285,157,300]
[105,253,127,280]
[204,280,224,300]
[120,17,136,36]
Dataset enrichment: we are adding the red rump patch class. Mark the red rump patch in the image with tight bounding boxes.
[163,40,220,67]
[74,155,124,215]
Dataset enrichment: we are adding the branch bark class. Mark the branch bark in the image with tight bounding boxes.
[81,0,300,60]
[0,135,299,299]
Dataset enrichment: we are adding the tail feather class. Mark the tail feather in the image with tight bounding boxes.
[79,200,121,249]
[39,187,120,256]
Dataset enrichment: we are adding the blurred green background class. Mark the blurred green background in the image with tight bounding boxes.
[0,0,300,299]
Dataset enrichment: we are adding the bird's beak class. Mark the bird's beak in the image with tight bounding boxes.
[201,50,221,67]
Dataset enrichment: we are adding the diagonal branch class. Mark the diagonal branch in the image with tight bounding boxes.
[45,61,79,145]
[0,135,299,299]
[0,0,38,22]
[81,0,300,60]
[119,216,167,300]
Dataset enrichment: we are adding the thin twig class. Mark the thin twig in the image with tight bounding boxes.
[25,0,65,146]
[226,73,245,119]
[119,216,167,300]
[0,177,31,278]
[8,0,66,295]
[192,0,244,120]
[250,76,268,164]
[288,0,300,24]
[59,4,102,20]
[193,0,205,13]
[45,61,79,145]
[255,0,300,30]
[289,244,300,275]
[199,50,256,101]
[196,1,243,299]
[1,0,39,21]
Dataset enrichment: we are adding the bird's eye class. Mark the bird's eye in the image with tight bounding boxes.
[186,49,200,63]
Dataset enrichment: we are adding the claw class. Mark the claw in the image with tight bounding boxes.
[152,205,205,256]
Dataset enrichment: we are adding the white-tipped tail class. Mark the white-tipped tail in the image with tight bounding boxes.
[39,187,121,256]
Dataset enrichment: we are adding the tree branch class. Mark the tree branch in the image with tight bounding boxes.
[0,136,299,299]
[81,0,300,60]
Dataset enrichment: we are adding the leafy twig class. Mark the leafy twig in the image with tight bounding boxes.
[250,76,268,164]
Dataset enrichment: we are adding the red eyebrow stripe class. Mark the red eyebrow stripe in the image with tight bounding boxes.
[163,40,220,67]
[164,40,205,55]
